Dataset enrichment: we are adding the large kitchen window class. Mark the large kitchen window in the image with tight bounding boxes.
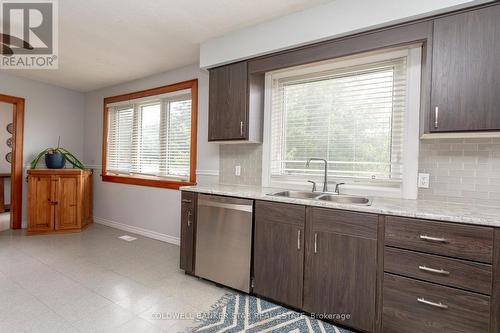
[262,47,421,198]
[102,79,197,189]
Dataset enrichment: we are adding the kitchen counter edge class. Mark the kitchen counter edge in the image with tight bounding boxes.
[180,184,500,228]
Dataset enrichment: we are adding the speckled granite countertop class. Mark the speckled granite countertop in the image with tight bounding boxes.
[181,184,500,228]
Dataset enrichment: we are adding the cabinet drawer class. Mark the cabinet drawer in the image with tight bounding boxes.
[385,247,492,294]
[383,273,490,333]
[256,201,305,227]
[310,207,378,240]
[181,191,195,209]
[385,216,493,263]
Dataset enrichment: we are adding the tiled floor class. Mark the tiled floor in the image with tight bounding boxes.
[0,224,230,332]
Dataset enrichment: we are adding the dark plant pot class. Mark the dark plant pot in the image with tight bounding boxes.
[45,152,65,169]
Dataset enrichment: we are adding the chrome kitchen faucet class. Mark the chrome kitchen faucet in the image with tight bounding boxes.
[306,158,328,192]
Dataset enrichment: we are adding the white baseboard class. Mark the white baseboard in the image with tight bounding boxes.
[93,217,180,246]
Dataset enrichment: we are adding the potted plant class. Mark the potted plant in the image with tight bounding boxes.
[30,137,85,169]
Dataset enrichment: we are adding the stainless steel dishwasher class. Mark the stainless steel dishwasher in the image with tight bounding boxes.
[195,194,253,292]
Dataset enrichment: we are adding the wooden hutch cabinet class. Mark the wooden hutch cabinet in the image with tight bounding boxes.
[27,169,92,234]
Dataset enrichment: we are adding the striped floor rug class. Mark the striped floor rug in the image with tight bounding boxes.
[187,293,354,333]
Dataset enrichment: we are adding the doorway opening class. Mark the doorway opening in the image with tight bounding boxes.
[0,94,24,230]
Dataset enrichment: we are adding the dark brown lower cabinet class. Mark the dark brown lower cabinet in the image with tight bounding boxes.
[180,191,197,274]
[303,208,378,333]
[253,201,305,309]
[383,273,490,333]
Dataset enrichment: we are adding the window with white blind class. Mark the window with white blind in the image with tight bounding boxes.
[103,80,197,189]
[263,47,421,198]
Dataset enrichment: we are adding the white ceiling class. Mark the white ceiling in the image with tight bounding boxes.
[0,0,331,92]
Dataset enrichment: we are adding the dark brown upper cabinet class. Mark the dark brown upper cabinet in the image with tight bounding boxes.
[253,201,306,309]
[208,61,264,142]
[430,5,500,132]
[303,208,378,333]
[179,191,197,274]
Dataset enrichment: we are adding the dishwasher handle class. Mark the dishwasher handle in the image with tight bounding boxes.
[198,199,253,212]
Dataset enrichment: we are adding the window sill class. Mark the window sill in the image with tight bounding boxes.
[102,173,195,190]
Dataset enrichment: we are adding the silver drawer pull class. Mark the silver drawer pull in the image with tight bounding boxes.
[417,297,448,309]
[314,233,318,254]
[418,265,450,275]
[419,235,447,243]
[182,199,192,204]
[434,106,439,128]
[297,230,301,250]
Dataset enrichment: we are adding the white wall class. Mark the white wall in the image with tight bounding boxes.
[200,0,489,68]
[0,72,85,226]
[83,64,218,243]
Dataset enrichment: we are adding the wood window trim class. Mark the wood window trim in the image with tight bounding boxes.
[0,93,24,229]
[101,79,198,190]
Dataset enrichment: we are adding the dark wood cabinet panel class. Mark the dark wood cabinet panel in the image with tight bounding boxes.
[430,5,500,132]
[491,229,500,333]
[248,21,432,74]
[383,273,490,333]
[304,207,378,332]
[180,191,197,274]
[310,207,378,240]
[253,201,305,308]
[208,61,248,141]
[385,216,494,263]
[385,247,492,294]
[255,200,305,227]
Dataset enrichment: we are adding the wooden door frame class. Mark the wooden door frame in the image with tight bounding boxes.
[0,93,24,229]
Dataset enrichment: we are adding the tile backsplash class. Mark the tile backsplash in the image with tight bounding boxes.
[219,144,262,186]
[418,138,500,206]
[219,138,500,206]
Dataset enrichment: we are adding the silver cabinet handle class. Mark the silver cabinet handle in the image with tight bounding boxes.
[297,230,301,250]
[187,211,192,227]
[418,265,450,275]
[182,199,192,204]
[417,297,448,309]
[434,106,439,128]
[240,121,244,137]
[419,235,447,243]
[314,233,318,254]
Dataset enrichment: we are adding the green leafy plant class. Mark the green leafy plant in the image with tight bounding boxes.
[30,137,86,170]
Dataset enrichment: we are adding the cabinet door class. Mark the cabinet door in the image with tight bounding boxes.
[180,191,196,274]
[28,175,55,232]
[254,201,305,309]
[304,208,378,332]
[55,176,80,230]
[430,5,500,132]
[208,61,248,141]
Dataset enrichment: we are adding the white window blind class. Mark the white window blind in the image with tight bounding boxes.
[106,93,192,180]
[269,57,407,186]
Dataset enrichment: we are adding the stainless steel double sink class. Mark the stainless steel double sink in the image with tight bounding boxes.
[267,190,372,205]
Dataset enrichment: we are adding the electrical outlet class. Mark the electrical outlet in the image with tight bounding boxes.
[418,173,430,188]
[235,165,241,177]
